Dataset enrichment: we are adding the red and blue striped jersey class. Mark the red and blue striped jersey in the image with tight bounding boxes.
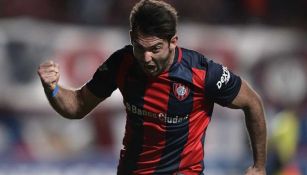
[87,45,242,175]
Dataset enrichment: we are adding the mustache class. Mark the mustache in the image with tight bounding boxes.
[145,63,155,67]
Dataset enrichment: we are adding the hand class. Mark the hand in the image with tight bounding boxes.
[37,60,60,92]
[245,166,266,175]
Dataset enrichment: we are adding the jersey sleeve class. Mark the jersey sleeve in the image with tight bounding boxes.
[204,60,242,106]
[86,49,123,99]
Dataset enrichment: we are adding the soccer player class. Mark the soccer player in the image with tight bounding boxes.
[37,0,267,174]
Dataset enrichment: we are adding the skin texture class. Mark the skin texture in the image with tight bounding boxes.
[130,31,178,77]
[37,34,267,174]
[37,60,102,119]
[229,80,267,175]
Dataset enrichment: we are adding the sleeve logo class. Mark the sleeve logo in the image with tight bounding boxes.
[216,66,230,89]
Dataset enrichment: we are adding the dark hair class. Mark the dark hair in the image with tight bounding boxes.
[130,0,178,41]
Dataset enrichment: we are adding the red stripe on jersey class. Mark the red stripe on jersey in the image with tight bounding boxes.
[134,74,171,174]
[178,68,211,173]
[116,53,134,90]
[192,68,206,89]
[177,47,183,63]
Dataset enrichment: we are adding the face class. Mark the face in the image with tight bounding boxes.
[130,31,177,77]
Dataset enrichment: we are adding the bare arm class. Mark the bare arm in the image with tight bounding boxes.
[38,61,103,119]
[229,79,267,174]
[45,85,102,119]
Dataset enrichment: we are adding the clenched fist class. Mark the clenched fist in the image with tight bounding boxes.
[37,60,60,92]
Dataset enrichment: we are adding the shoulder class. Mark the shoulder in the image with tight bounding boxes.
[180,47,210,70]
[121,45,133,54]
[104,45,134,67]
[110,45,133,59]
[179,47,230,75]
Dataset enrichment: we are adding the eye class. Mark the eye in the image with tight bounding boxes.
[152,46,161,53]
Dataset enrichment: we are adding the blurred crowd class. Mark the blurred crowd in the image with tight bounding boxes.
[0,0,306,175]
[0,0,306,27]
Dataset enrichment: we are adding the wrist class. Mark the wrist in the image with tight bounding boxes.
[44,84,59,97]
[252,164,265,170]
[51,84,59,97]
[253,155,266,169]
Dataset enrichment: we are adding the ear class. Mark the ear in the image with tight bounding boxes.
[169,35,178,50]
[129,30,133,44]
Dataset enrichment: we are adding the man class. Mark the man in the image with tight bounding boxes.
[37,0,267,174]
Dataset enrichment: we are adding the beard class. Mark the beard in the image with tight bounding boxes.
[144,49,173,77]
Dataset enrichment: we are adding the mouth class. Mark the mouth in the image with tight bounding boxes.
[144,64,157,74]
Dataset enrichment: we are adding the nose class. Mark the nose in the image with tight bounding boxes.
[144,51,153,63]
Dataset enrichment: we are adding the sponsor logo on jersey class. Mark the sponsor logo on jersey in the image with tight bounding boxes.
[173,83,190,101]
[216,66,230,89]
[125,102,189,124]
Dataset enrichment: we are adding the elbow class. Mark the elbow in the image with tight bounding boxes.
[243,94,266,123]
[248,88,263,106]
[243,92,264,113]
[66,114,86,120]
[62,114,86,120]
[64,96,89,119]
[59,110,87,120]
[253,92,264,109]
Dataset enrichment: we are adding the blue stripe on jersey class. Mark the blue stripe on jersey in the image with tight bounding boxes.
[117,62,148,175]
[118,114,144,175]
[199,128,207,173]
[153,63,194,174]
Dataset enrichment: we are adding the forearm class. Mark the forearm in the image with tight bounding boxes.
[38,61,100,119]
[243,97,267,168]
[45,85,85,119]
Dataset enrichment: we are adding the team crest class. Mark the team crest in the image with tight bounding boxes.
[173,83,190,101]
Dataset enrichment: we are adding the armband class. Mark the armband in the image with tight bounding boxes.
[51,84,59,97]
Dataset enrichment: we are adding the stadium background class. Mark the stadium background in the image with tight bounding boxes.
[0,0,306,174]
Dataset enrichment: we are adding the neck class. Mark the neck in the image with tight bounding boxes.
[165,47,176,70]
